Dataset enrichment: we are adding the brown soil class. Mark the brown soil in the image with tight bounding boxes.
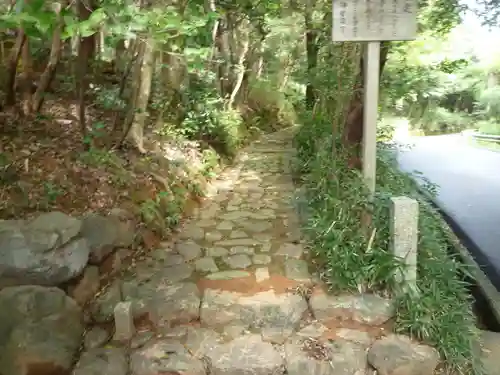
[197,272,310,296]
[319,317,392,342]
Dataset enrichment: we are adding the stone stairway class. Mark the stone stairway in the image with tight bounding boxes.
[81,128,439,375]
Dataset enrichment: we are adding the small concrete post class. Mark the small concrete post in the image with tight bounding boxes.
[390,196,418,291]
[113,301,135,342]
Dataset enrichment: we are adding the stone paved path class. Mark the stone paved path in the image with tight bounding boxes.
[82,129,435,375]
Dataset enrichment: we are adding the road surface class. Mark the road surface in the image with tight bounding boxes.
[396,134,500,287]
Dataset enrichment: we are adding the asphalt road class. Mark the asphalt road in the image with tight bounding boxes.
[396,134,500,287]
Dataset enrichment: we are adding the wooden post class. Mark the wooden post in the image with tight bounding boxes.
[362,41,381,198]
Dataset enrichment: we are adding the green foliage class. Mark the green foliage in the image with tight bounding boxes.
[295,112,482,374]
[413,107,471,135]
[201,148,220,178]
[477,119,500,135]
[244,81,297,133]
[478,87,500,121]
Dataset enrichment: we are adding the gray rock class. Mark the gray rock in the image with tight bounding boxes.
[230,230,247,239]
[160,325,188,340]
[215,238,261,247]
[216,221,234,230]
[224,254,252,269]
[285,337,367,375]
[176,241,202,261]
[253,254,272,265]
[310,293,394,325]
[180,223,205,241]
[0,218,90,285]
[121,281,201,326]
[229,246,255,255]
[223,324,247,340]
[185,327,222,358]
[221,211,250,221]
[163,254,185,266]
[207,335,284,375]
[195,257,219,273]
[297,322,329,338]
[131,331,155,349]
[0,285,84,375]
[163,263,194,283]
[70,265,100,306]
[200,289,307,329]
[241,220,273,233]
[206,247,229,257]
[113,301,135,342]
[81,213,134,264]
[284,259,310,282]
[206,270,251,280]
[91,280,122,323]
[275,243,303,258]
[130,339,206,375]
[336,328,372,346]
[24,211,82,248]
[368,334,440,375]
[73,347,128,375]
[205,231,223,242]
[480,330,500,375]
[84,327,110,350]
[261,326,293,344]
[198,219,218,228]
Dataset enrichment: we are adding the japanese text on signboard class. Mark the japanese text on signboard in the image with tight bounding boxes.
[332,0,417,42]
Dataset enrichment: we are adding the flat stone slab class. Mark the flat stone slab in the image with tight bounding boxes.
[73,347,128,375]
[253,254,272,265]
[205,270,251,280]
[200,289,308,329]
[184,327,222,358]
[284,259,310,281]
[309,293,394,325]
[130,339,206,375]
[207,335,285,375]
[285,337,367,375]
[223,254,252,269]
[275,243,304,258]
[121,281,201,325]
[176,241,202,261]
[195,257,219,273]
[368,334,440,375]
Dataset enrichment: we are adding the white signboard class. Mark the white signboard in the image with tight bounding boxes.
[332,0,417,42]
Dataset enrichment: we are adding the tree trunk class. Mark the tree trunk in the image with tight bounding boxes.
[343,42,391,168]
[305,8,318,110]
[32,1,64,113]
[4,30,25,107]
[227,22,250,108]
[75,0,97,145]
[20,38,33,115]
[126,35,155,152]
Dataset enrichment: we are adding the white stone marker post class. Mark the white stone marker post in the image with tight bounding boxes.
[390,196,418,291]
[113,301,135,342]
[332,0,417,197]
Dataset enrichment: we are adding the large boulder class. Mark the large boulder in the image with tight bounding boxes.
[80,211,135,265]
[0,212,89,286]
[0,285,84,375]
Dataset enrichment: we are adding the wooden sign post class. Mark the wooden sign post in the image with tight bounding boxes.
[332,0,417,197]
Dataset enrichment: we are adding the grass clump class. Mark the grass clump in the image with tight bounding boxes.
[294,111,482,374]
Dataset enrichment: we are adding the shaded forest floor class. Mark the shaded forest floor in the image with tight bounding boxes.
[0,68,224,253]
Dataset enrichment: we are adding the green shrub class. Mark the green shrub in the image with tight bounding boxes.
[415,107,471,135]
[477,119,500,136]
[243,80,297,133]
[478,87,500,121]
[295,111,482,374]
